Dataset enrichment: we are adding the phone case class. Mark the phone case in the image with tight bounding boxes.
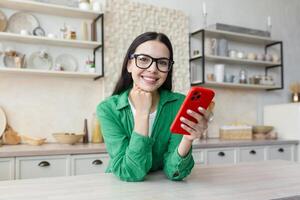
[170,87,215,135]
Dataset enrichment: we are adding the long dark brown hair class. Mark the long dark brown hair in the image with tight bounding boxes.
[112,32,174,95]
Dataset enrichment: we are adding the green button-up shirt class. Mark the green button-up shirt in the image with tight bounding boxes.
[96,88,194,182]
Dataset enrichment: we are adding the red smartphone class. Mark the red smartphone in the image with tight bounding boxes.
[170,86,215,135]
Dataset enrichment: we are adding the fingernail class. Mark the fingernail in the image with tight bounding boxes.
[181,124,184,128]
[198,107,205,112]
[187,109,192,114]
[180,117,185,122]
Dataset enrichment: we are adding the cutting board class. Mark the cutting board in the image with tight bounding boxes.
[0,106,7,138]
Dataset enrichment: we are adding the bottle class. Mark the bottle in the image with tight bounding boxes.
[92,113,103,143]
[83,118,89,143]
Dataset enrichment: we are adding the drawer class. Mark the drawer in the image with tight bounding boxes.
[207,148,235,165]
[239,147,265,163]
[16,155,70,179]
[268,145,293,161]
[71,154,109,175]
[0,158,15,181]
[192,149,205,164]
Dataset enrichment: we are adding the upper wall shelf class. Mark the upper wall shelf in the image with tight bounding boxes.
[191,29,280,45]
[0,32,102,49]
[190,55,281,67]
[0,0,101,19]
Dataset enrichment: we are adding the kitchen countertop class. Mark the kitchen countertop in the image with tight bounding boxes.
[0,160,299,200]
[0,138,298,158]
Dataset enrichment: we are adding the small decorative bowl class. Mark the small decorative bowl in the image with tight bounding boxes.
[52,133,84,145]
[252,125,274,134]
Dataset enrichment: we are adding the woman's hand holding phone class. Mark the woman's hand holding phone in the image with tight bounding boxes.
[180,102,214,141]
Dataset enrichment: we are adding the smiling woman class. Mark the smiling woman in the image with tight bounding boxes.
[96,32,212,182]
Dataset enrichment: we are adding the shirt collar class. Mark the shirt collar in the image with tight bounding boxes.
[116,87,180,110]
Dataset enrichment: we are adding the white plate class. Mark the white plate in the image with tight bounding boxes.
[0,107,7,137]
[0,10,7,32]
[55,54,78,72]
[7,12,40,34]
[28,51,53,70]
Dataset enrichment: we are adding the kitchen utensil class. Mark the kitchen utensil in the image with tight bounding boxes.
[7,12,40,35]
[252,125,273,134]
[205,38,217,55]
[2,125,21,145]
[28,51,53,70]
[33,26,45,36]
[54,54,78,71]
[217,38,228,57]
[237,51,245,59]
[0,107,7,138]
[214,64,225,82]
[247,52,256,60]
[52,133,84,145]
[239,69,248,84]
[3,51,23,68]
[0,10,8,32]
[228,49,237,58]
[21,134,46,146]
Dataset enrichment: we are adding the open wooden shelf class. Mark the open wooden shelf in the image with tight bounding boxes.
[191,29,279,45]
[0,67,101,78]
[0,32,102,49]
[191,81,279,90]
[0,0,101,19]
[190,55,281,67]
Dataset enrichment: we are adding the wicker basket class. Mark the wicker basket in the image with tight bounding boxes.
[219,125,253,140]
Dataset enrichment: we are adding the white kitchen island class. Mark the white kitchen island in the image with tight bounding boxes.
[0,160,299,200]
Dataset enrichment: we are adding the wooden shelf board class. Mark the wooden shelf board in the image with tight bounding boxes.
[0,32,102,49]
[191,81,279,90]
[191,29,280,44]
[0,67,102,78]
[0,0,102,19]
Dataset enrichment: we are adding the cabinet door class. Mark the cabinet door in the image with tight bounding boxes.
[16,155,70,179]
[206,148,236,165]
[71,154,109,176]
[239,147,265,163]
[0,158,15,181]
[192,149,205,164]
[268,145,293,161]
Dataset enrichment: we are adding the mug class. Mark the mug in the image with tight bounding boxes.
[214,64,225,82]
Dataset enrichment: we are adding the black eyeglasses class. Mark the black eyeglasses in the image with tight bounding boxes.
[129,54,174,73]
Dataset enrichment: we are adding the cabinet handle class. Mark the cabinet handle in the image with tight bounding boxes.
[278,148,285,153]
[218,152,225,157]
[92,159,103,165]
[38,161,50,167]
[249,150,256,155]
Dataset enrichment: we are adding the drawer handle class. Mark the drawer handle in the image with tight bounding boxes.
[249,150,256,155]
[278,148,284,153]
[38,161,50,167]
[218,152,225,157]
[92,159,103,165]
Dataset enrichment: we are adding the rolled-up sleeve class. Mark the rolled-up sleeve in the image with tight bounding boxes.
[97,102,153,182]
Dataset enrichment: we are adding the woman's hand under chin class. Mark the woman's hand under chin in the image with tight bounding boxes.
[129,83,153,115]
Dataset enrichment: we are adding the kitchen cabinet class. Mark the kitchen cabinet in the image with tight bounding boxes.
[206,148,236,165]
[0,0,104,80]
[16,155,70,179]
[71,153,109,175]
[189,29,283,90]
[0,157,14,180]
[239,146,265,163]
[194,143,297,166]
[267,145,293,161]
